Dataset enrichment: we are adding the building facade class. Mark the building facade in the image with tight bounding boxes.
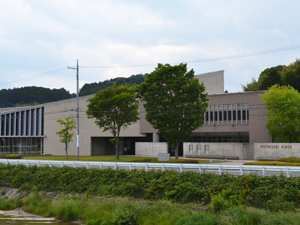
[0,71,271,159]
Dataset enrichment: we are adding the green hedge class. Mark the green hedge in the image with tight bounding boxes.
[278,157,300,163]
[244,161,300,166]
[0,154,22,159]
[1,164,300,211]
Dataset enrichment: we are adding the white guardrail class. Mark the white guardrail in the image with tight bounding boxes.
[1,159,300,177]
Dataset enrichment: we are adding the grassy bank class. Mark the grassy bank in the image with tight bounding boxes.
[1,164,300,212]
[2,192,300,225]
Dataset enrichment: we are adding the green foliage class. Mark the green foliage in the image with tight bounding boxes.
[176,213,220,225]
[261,85,300,142]
[243,59,300,92]
[86,85,139,159]
[0,86,74,107]
[80,74,145,96]
[139,63,208,159]
[56,116,76,159]
[4,190,300,224]
[113,207,138,225]
[2,165,300,212]
[244,161,300,166]
[0,197,22,210]
[278,157,300,163]
[0,154,22,159]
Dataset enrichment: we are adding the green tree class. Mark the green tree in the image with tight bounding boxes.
[86,85,139,159]
[139,63,208,159]
[56,116,76,158]
[242,66,284,91]
[261,85,300,142]
[260,66,283,90]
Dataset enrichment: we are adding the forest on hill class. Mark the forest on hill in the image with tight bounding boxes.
[242,59,300,91]
[79,74,145,96]
[0,87,75,107]
[0,74,145,107]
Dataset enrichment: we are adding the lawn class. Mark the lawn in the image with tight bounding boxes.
[244,157,300,166]
[23,155,214,164]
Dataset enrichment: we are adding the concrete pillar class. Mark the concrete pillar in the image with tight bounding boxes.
[153,133,160,142]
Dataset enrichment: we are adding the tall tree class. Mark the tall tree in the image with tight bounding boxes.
[260,66,283,90]
[86,85,139,159]
[261,85,300,142]
[139,63,208,159]
[56,116,76,158]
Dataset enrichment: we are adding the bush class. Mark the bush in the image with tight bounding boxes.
[0,197,21,210]
[113,207,138,225]
[278,157,300,163]
[0,164,300,211]
[244,161,300,166]
[176,213,220,225]
[0,154,23,159]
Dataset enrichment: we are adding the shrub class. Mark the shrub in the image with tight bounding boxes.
[0,154,22,159]
[0,197,21,210]
[278,157,300,163]
[176,213,220,225]
[0,164,300,211]
[244,161,300,166]
[113,207,138,225]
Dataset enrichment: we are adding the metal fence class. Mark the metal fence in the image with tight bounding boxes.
[1,159,300,177]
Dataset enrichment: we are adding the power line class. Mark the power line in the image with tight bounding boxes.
[80,44,300,69]
[0,67,67,87]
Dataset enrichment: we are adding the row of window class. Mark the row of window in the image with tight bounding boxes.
[185,135,249,143]
[0,107,44,136]
[204,104,249,126]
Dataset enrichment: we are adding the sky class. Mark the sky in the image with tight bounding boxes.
[0,0,299,94]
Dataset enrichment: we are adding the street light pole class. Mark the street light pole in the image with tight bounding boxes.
[68,59,80,161]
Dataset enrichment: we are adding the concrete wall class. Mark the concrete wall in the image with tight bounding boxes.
[140,91,271,145]
[135,142,168,157]
[43,95,146,156]
[183,142,248,159]
[254,143,300,160]
[195,70,224,95]
[194,91,271,144]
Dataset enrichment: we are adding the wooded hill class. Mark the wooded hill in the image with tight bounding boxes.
[0,74,145,107]
[79,74,144,96]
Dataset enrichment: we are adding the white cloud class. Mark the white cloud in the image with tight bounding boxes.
[0,0,299,94]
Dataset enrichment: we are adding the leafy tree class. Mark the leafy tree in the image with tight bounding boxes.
[139,63,208,159]
[56,116,76,158]
[261,85,300,142]
[242,66,284,91]
[86,85,139,159]
[243,59,300,92]
[260,66,283,90]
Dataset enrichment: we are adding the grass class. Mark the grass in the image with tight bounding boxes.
[23,155,216,164]
[244,157,300,166]
[3,192,300,225]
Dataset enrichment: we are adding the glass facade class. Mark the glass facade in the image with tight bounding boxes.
[0,107,44,155]
[0,137,43,154]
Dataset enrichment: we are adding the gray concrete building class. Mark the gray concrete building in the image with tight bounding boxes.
[0,71,271,159]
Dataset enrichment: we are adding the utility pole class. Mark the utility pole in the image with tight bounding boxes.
[67,60,80,161]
